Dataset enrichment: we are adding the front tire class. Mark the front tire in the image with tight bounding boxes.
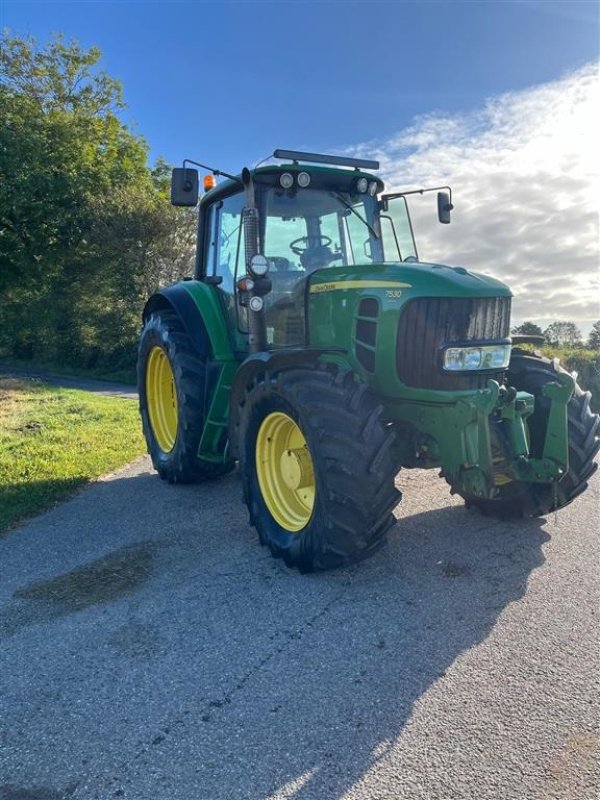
[458,352,599,519]
[138,309,233,483]
[238,365,401,571]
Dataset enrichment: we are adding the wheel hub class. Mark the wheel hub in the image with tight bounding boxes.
[279,447,314,490]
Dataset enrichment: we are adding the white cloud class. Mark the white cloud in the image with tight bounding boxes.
[348,63,600,332]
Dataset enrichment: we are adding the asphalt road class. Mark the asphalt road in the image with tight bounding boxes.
[1,458,598,800]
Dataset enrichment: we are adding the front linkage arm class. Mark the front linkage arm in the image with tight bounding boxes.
[459,368,575,495]
[511,365,575,484]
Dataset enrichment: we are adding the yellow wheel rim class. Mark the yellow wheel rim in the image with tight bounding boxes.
[146,346,178,453]
[255,412,316,532]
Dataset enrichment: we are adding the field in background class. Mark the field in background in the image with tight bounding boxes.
[0,378,145,533]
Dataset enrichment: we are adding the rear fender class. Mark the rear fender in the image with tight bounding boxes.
[143,281,234,361]
[143,282,237,465]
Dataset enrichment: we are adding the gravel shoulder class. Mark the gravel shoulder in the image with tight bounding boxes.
[0,459,598,800]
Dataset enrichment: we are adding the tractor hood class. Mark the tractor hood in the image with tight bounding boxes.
[307,261,513,377]
[308,261,512,300]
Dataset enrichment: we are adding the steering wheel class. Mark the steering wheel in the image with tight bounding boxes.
[289,235,333,255]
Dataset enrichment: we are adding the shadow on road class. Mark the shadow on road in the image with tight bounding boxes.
[0,467,550,799]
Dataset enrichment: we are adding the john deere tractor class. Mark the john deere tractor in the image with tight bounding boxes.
[138,148,599,571]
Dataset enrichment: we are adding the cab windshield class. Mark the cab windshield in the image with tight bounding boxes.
[262,187,416,271]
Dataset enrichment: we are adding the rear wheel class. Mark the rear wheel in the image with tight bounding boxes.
[138,309,233,483]
[238,365,401,571]
[456,352,599,519]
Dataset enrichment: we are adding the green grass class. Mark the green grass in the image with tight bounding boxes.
[0,378,145,533]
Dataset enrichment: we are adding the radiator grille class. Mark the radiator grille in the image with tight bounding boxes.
[396,296,511,390]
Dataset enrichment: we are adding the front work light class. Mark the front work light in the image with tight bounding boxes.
[249,254,269,277]
[280,172,294,189]
[297,171,311,188]
[356,177,368,193]
[443,344,511,371]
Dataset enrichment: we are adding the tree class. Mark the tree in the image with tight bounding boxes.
[0,31,192,370]
[511,321,544,337]
[543,321,583,348]
[587,321,600,350]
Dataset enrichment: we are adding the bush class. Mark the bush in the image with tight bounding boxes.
[540,347,600,412]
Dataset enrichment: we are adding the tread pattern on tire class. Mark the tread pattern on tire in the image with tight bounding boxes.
[459,351,599,519]
[237,364,401,571]
[138,309,234,484]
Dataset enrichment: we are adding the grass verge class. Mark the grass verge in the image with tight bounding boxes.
[0,378,145,534]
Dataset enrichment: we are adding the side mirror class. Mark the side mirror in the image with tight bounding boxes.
[437,191,453,224]
[171,168,199,207]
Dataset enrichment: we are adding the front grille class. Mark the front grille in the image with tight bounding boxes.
[396,296,511,390]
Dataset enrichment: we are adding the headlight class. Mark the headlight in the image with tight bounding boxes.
[443,344,511,371]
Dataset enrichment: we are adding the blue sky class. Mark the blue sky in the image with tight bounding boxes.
[2,1,597,168]
[2,0,599,328]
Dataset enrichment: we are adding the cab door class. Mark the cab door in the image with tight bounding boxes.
[204,191,249,352]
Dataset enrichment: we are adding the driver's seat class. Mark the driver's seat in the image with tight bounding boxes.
[300,245,336,271]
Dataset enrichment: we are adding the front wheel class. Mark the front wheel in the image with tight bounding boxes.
[238,366,401,571]
[455,352,599,519]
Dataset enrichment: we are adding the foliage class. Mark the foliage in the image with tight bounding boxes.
[587,321,600,350]
[0,32,195,372]
[538,347,600,412]
[511,321,543,337]
[543,320,583,348]
[0,378,144,532]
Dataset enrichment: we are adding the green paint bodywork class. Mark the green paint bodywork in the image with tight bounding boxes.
[180,280,236,361]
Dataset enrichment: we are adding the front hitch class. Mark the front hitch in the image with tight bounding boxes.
[455,367,574,496]
[512,363,574,483]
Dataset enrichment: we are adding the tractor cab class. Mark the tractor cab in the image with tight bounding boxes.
[173,149,450,352]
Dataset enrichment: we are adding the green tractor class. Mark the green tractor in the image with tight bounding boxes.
[138,148,599,571]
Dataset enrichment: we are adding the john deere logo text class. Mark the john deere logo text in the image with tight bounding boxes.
[309,280,412,294]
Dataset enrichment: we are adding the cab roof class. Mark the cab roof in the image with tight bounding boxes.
[200,163,384,207]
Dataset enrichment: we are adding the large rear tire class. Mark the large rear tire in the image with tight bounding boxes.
[138,309,233,483]
[238,365,401,571]
[456,352,599,519]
